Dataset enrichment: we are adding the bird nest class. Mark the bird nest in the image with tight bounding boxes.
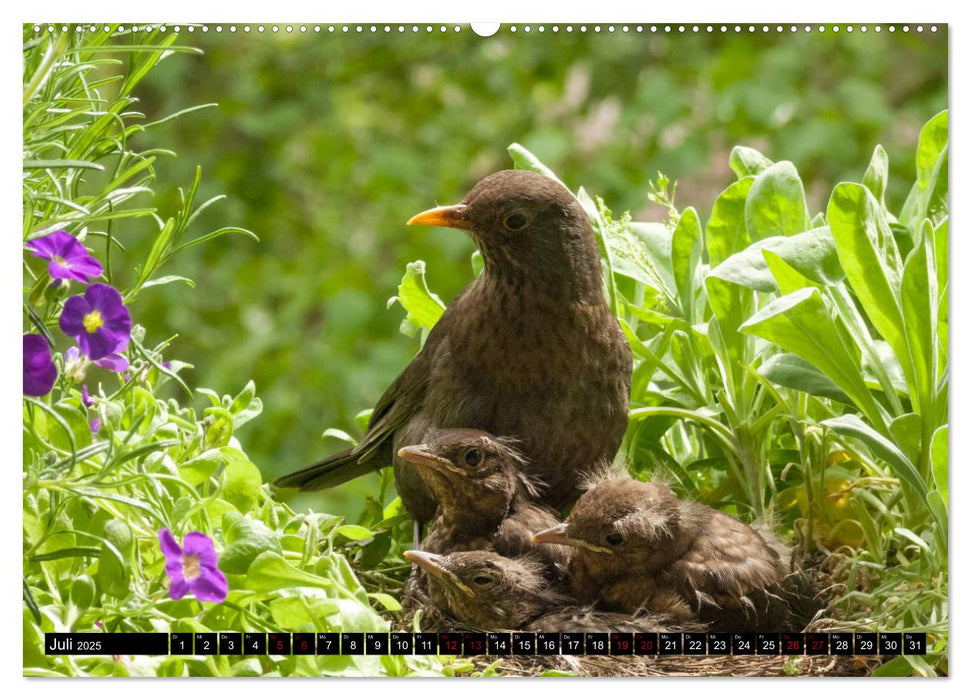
[462,648,878,677]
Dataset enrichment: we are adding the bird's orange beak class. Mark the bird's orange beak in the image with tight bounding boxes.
[397,446,463,475]
[531,523,612,553]
[407,204,470,230]
[404,550,474,597]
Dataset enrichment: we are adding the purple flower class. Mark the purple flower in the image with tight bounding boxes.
[96,353,129,372]
[59,284,131,361]
[23,334,57,397]
[157,529,228,603]
[64,345,129,378]
[90,418,102,434]
[27,230,103,283]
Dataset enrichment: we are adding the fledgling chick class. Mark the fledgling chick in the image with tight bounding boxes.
[532,477,798,632]
[397,429,569,573]
[404,549,703,633]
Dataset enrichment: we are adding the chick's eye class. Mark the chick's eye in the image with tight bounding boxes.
[464,448,482,467]
[605,533,624,546]
[503,212,528,231]
[472,575,493,586]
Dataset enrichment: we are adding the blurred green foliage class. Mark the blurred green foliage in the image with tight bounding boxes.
[126,27,945,517]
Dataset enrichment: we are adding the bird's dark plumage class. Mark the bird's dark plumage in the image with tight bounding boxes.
[404,549,703,632]
[532,477,809,632]
[274,170,632,523]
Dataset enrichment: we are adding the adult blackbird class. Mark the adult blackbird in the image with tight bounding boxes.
[274,170,632,526]
[531,477,802,632]
[404,549,703,632]
[396,428,569,574]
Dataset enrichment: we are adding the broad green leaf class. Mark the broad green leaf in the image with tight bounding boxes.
[630,221,676,294]
[759,352,852,404]
[901,220,938,434]
[670,207,703,322]
[705,177,754,266]
[506,142,564,186]
[863,144,889,207]
[334,524,374,541]
[177,449,223,485]
[220,511,282,574]
[821,414,926,499]
[708,227,842,293]
[387,260,445,333]
[269,594,340,629]
[744,161,809,240]
[889,413,922,467]
[221,458,262,514]
[729,146,773,179]
[245,551,332,591]
[762,250,817,294]
[827,183,911,387]
[739,288,883,427]
[900,110,948,230]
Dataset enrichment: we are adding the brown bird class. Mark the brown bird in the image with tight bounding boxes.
[404,549,703,632]
[531,477,798,632]
[396,428,569,574]
[273,170,632,533]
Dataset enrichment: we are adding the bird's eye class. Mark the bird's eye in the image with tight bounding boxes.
[503,212,528,231]
[472,575,494,586]
[464,448,483,467]
[605,532,624,546]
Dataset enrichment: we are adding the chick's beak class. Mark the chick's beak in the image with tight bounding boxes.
[531,523,612,553]
[407,204,470,230]
[404,550,474,597]
[397,446,462,475]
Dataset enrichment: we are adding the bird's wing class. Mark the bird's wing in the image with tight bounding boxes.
[668,510,785,609]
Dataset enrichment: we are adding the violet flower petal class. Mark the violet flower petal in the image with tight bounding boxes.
[158,528,183,560]
[95,353,129,372]
[23,334,57,397]
[182,532,220,570]
[58,295,91,336]
[189,567,228,603]
[27,231,103,283]
[168,576,191,601]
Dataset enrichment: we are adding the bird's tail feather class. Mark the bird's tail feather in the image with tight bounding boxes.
[272,448,382,491]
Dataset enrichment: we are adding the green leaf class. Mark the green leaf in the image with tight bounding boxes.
[900,110,948,230]
[670,207,702,322]
[368,592,402,612]
[827,183,911,387]
[821,414,926,499]
[334,524,374,541]
[762,250,817,294]
[388,260,445,332]
[230,380,256,414]
[744,161,809,240]
[759,353,852,404]
[141,275,195,290]
[862,144,889,207]
[708,227,843,293]
[221,458,262,514]
[930,425,947,501]
[705,177,754,266]
[739,288,884,427]
[901,221,938,441]
[506,143,565,186]
[177,449,224,485]
[245,551,332,591]
[729,146,773,179]
[220,511,282,575]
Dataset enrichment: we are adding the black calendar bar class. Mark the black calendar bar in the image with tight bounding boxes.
[45,633,168,655]
[42,631,927,656]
